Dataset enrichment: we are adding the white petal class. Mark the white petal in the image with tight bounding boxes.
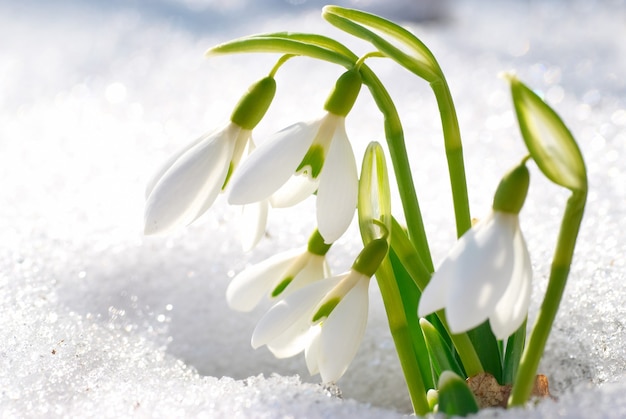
[270,174,319,208]
[251,277,340,349]
[490,222,533,339]
[266,315,313,358]
[417,257,454,317]
[226,248,302,312]
[228,120,321,205]
[144,129,217,199]
[144,126,236,235]
[305,325,322,375]
[318,276,370,383]
[316,121,358,243]
[239,200,269,252]
[445,212,517,333]
[285,254,330,294]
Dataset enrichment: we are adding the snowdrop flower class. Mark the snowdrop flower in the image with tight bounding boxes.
[418,163,532,340]
[144,76,276,235]
[227,69,362,244]
[227,229,332,312]
[251,238,388,382]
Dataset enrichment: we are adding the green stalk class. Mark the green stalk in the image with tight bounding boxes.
[376,259,430,415]
[509,189,587,406]
[430,79,472,236]
[359,65,434,271]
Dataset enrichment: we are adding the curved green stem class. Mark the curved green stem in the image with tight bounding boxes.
[430,79,472,236]
[509,188,587,406]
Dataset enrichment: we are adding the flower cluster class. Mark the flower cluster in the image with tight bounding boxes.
[143,6,587,415]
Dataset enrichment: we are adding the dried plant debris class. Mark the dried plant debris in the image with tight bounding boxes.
[467,373,553,409]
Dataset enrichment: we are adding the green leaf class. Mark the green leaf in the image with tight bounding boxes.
[322,6,440,82]
[466,321,503,384]
[358,142,392,244]
[509,75,587,192]
[502,319,527,385]
[420,318,465,383]
[437,371,479,417]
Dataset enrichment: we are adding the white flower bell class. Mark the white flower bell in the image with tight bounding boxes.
[227,69,362,244]
[227,230,332,312]
[144,76,276,235]
[418,164,532,339]
[251,238,387,382]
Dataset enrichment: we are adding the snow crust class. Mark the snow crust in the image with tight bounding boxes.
[1,0,625,417]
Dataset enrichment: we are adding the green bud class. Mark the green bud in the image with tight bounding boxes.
[351,238,388,277]
[230,76,276,130]
[437,371,479,416]
[492,163,530,214]
[358,142,391,244]
[508,74,587,192]
[307,229,333,255]
[323,69,362,116]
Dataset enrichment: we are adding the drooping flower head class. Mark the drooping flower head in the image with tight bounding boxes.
[251,238,388,382]
[227,69,362,244]
[144,76,276,235]
[226,229,332,312]
[418,163,532,339]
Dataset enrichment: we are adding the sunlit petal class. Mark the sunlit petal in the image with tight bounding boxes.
[228,120,321,205]
[417,256,454,318]
[305,325,322,375]
[490,224,532,339]
[266,315,315,358]
[144,127,236,235]
[226,248,302,312]
[251,277,339,349]
[318,276,369,383]
[445,213,516,333]
[270,173,319,208]
[239,200,268,252]
[316,122,358,243]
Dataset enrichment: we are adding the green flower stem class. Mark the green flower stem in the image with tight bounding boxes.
[509,188,587,406]
[390,218,483,377]
[430,79,472,237]
[359,65,434,271]
[376,258,430,415]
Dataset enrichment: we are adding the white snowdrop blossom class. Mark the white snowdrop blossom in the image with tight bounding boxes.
[144,123,251,235]
[251,238,387,382]
[251,269,371,382]
[227,242,332,314]
[418,164,532,339]
[227,112,358,244]
[144,75,276,237]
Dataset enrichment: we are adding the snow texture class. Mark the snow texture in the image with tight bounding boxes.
[1,0,625,417]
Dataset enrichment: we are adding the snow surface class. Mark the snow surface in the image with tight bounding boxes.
[1,0,626,417]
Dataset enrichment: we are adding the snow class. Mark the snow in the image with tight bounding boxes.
[1,0,625,417]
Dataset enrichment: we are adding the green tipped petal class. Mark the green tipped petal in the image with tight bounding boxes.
[508,75,587,192]
[358,142,392,244]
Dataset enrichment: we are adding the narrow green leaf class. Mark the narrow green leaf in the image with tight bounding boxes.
[420,318,465,383]
[388,249,435,390]
[206,36,354,68]
[322,6,440,82]
[509,75,587,192]
[466,321,503,384]
[502,319,527,385]
[437,371,479,417]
